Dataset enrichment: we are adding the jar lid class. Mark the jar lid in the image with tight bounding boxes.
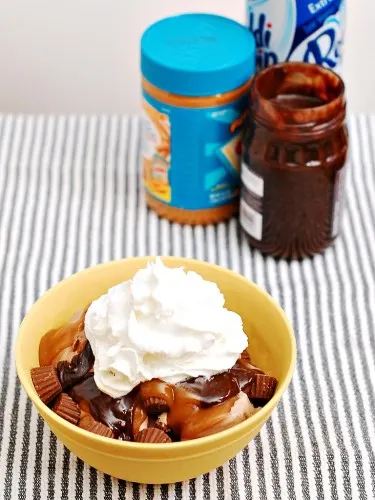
[141,14,256,96]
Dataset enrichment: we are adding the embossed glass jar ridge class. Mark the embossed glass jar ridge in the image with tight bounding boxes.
[240,62,348,259]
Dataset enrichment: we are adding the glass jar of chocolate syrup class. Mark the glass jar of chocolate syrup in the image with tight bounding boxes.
[240,62,348,259]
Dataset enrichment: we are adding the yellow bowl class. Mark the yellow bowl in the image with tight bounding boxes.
[16,257,296,484]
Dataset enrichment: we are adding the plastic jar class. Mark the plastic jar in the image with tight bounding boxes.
[240,62,348,259]
[141,14,256,225]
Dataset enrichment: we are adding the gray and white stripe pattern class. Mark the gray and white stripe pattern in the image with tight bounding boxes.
[0,114,374,500]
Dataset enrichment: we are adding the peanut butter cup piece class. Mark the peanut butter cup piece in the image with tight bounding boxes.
[139,379,174,411]
[246,374,277,401]
[78,413,95,430]
[136,427,172,444]
[52,393,80,425]
[85,420,114,438]
[143,397,170,415]
[78,412,114,439]
[31,366,62,404]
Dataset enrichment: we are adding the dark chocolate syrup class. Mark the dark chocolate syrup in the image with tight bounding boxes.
[230,356,263,392]
[70,375,138,440]
[57,341,94,389]
[241,62,348,259]
[180,355,262,405]
[62,350,263,440]
[180,372,240,406]
[180,370,244,407]
[271,94,324,109]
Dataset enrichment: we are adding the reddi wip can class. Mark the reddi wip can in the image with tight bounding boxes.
[248,0,346,74]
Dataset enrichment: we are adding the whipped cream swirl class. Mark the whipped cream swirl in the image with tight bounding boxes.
[85,259,248,398]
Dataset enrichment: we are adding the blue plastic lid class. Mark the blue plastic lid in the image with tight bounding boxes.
[141,14,256,97]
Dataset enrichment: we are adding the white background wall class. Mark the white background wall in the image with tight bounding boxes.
[0,0,373,114]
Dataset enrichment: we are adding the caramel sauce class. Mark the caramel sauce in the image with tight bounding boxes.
[67,356,261,441]
[180,394,240,441]
[51,346,75,366]
[39,328,73,367]
[39,309,87,366]
[139,379,174,407]
[177,391,255,440]
[167,386,201,435]
[40,318,264,441]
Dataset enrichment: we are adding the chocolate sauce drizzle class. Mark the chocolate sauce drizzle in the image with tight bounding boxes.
[179,356,261,406]
[57,341,94,389]
[64,351,264,441]
[70,376,138,440]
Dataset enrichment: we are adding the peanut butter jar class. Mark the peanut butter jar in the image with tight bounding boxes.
[140,14,256,225]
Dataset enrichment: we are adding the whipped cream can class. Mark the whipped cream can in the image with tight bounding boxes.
[248,0,346,74]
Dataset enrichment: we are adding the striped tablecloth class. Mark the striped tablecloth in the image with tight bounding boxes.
[0,114,374,500]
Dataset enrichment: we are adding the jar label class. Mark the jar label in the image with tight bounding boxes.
[240,163,264,240]
[142,100,171,203]
[141,90,248,210]
[331,166,346,237]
